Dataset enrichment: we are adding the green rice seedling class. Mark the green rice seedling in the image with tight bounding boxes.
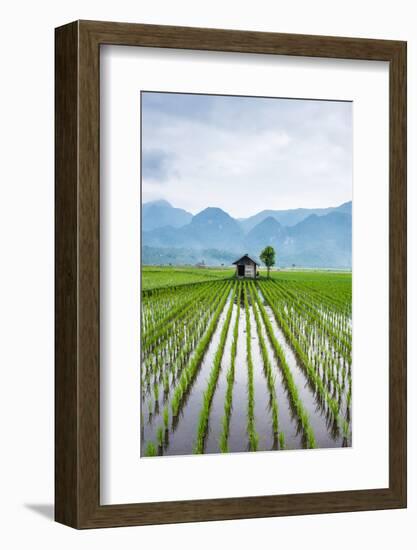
[180,374,188,394]
[279,432,285,450]
[163,405,169,431]
[342,418,350,438]
[163,373,169,394]
[144,441,157,457]
[219,415,230,453]
[346,387,352,408]
[271,399,279,436]
[248,427,259,452]
[157,426,164,448]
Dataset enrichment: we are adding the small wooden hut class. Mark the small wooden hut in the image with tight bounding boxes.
[233,254,259,279]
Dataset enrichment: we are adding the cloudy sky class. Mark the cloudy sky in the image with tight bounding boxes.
[141,92,352,218]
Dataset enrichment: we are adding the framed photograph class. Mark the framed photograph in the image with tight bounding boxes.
[55,20,407,528]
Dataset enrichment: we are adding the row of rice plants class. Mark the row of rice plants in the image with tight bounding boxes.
[267,280,352,398]
[273,281,351,361]
[272,277,351,319]
[142,283,196,332]
[142,285,228,384]
[261,282,339,403]
[243,283,259,451]
[164,281,231,398]
[142,304,213,419]
[142,298,211,384]
[142,266,233,291]
[266,280,351,380]
[142,281,218,353]
[276,302,348,397]
[219,284,241,453]
[141,281,214,334]
[291,302,350,360]
[194,282,237,453]
[252,284,316,449]
[170,281,233,418]
[142,281,229,392]
[260,281,348,435]
[281,276,352,315]
[143,281,232,451]
[248,282,280,444]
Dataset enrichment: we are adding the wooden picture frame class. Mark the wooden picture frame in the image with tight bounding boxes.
[55,20,407,528]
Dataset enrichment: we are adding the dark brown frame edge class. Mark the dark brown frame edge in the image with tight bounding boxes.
[55,20,407,529]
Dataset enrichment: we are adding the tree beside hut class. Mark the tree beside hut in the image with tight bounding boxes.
[260,246,276,278]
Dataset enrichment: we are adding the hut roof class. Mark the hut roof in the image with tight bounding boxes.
[232,254,259,266]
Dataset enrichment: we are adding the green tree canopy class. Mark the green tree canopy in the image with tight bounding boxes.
[260,246,276,278]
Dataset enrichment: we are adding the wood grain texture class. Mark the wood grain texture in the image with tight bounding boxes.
[55,21,79,527]
[388,42,407,504]
[55,20,407,529]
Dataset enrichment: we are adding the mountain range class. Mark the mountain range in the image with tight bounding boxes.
[142,199,193,231]
[142,200,352,268]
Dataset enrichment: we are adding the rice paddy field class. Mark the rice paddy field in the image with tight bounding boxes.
[142,266,235,290]
[140,267,352,456]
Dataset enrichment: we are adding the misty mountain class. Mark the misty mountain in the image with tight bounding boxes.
[143,207,245,252]
[242,212,351,268]
[187,208,244,250]
[142,199,192,231]
[239,201,352,233]
[142,200,352,268]
[282,212,352,268]
[245,216,287,252]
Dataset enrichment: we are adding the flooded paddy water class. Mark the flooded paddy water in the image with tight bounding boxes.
[141,275,352,457]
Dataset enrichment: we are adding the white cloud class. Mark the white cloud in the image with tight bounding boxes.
[142,93,352,218]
